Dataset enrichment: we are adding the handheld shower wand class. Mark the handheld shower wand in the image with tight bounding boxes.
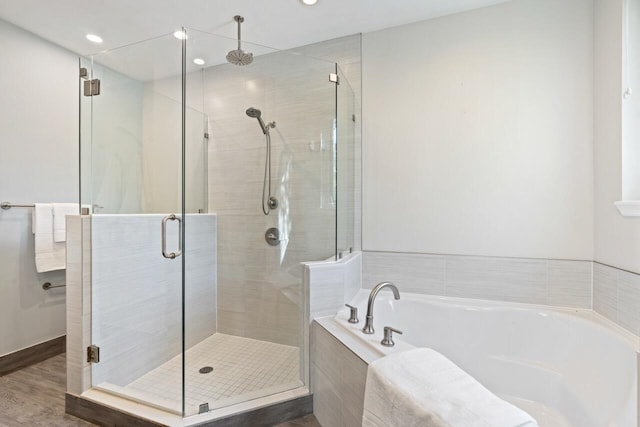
[246,107,268,135]
[246,107,277,215]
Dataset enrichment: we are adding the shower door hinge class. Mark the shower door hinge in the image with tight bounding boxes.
[83,79,101,97]
[87,345,100,363]
[329,73,340,85]
[79,67,88,79]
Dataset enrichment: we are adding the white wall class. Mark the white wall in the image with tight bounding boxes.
[362,0,594,260]
[0,19,77,356]
[595,0,640,274]
[622,0,640,201]
[86,64,144,213]
[141,84,208,214]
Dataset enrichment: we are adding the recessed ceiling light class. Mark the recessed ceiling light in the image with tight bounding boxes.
[193,58,205,65]
[86,34,103,43]
[300,0,318,5]
[173,30,188,40]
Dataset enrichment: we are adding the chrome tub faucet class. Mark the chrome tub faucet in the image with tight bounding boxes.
[362,281,400,334]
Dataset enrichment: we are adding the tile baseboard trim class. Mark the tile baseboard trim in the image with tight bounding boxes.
[0,335,65,376]
[65,392,313,427]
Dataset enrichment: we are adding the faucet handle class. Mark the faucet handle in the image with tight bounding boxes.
[381,326,403,347]
[345,304,359,324]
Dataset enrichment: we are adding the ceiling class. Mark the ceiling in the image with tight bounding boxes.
[0,0,510,55]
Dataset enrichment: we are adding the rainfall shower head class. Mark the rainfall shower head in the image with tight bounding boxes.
[226,16,253,66]
[246,107,268,134]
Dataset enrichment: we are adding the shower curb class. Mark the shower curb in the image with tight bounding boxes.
[65,392,313,427]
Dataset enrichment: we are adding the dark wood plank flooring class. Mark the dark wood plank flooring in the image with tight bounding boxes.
[0,354,321,426]
[0,354,93,426]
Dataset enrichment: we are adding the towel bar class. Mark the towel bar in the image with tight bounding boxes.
[42,282,66,290]
[1,202,35,210]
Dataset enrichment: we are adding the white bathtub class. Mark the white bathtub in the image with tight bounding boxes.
[332,290,639,427]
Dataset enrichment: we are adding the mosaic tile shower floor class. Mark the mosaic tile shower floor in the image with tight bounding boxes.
[121,333,301,414]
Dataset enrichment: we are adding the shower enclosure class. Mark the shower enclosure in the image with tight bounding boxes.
[79,27,357,418]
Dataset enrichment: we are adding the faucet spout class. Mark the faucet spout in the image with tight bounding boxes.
[362,281,400,334]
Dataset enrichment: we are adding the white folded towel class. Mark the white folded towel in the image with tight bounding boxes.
[34,203,66,272]
[53,203,79,242]
[362,348,538,427]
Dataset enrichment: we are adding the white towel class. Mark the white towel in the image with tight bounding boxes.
[34,203,66,272]
[362,348,538,427]
[53,203,79,242]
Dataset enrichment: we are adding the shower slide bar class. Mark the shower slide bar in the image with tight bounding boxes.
[42,282,66,290]
[1,202,35,210]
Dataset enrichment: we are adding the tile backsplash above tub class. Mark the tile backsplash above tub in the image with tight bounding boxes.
[362,251,592,309]
[593,262,640,337]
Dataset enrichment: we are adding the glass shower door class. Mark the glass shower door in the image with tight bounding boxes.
[82,32,191,415]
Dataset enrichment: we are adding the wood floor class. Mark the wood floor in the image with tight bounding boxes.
[0,354,320,427]
[0,354,92,427]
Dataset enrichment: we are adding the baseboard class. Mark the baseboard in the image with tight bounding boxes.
[65,392,313,427]
[0,335,66,376]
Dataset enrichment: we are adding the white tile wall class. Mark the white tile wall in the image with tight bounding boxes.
[206,36,362,348]
[305,252,362,321]
[306,262,344,322]
[66,215,92,394]
[344,252,362,304]
[90,214,217,387]
[363,251,592,308]
[594,262,640,336]
[311,321,367,427]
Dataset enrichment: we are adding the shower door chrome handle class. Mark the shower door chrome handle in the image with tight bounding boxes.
[162,214,182,259]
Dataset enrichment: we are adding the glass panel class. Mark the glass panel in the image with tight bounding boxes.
[82,25,340,419]
[182,28,337,416]
[336,65,356,257]
[79,56,92,210]
[85,33,188,415]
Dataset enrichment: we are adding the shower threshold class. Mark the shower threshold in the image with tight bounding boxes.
[93,333,303,417]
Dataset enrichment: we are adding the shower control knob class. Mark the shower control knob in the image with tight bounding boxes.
[268,196,278,210]
[265,227,280,246]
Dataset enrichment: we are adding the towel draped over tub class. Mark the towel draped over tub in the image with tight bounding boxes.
[362,348,539,427]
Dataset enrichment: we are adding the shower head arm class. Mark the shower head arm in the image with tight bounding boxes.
[235,15,243,50]
[227,15,253,66]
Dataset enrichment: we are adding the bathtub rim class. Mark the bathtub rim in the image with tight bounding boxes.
[326,290,640,365]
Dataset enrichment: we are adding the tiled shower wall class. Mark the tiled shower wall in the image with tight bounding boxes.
[207,35,362,347]
[90,214,217,387]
